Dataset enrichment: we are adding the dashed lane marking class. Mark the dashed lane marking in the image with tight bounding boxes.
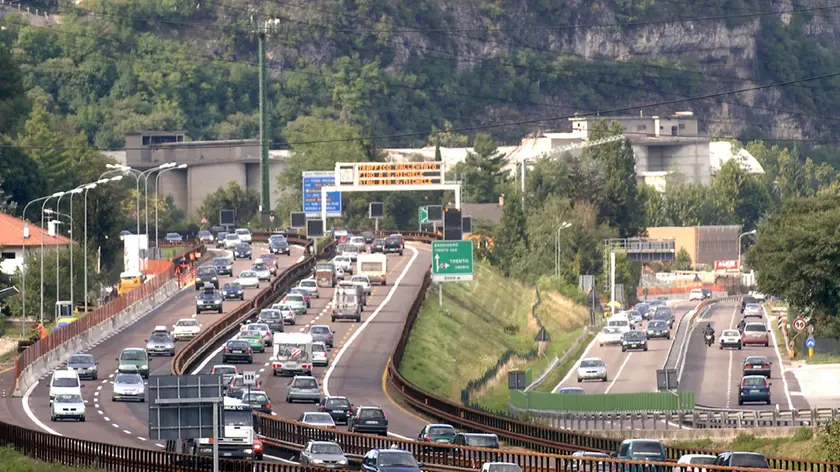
[137,437,147,441]
[104,416,110,421]
[155,444,165,448]
[112,423,119,428]
[123,429,132,435]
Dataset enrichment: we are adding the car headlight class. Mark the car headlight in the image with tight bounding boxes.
[212,277,217,280]
[244,449,253,454]
[338,459,347,465]
[313,459,324,464]
[141,365,148,369]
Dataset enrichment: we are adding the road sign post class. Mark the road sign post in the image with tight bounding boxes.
[806,336,816,357]
[418,206,429,230]
[431,240,474,282]
[793,317,807,332]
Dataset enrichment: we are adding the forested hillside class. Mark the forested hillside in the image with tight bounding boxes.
[2,0,840,165]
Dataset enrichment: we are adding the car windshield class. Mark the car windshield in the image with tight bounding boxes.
[287,295,303,302]
[68,354,94,364]
[648,321,666,328]
[121,350,146,361]
[240,271,255,277]
[199,230,211,236]
[653,313,669,319]
[746,304,761,310]
[244,393,268,402]
[743,377,766,387]
[197,267,216,275]
[465,435,498,447]
[272,240,288,247]
[224,283,241,289]
[225,234,238,240]
[213,258,229,265]
[241,331,259,338]
[176,320,198,327]
[236,229,250,235]
[310,326,329,334]
[747,357,769,364]
[294,378,317,389]
[745,324,766,332]
[359,408,384,420]
[199,291,218,299]
[259,311,280,320]
[300,280,316,288]
[487,465,522,472]
[214,367,235,375]
[313,344,325,353]
[608,320,628,327]
[386,238,400,244]
[689,457,717,465]
[580,359,604,368]
[225,410,252,426]
[227,341,249,349]
[352,277,368,283]
[428,426,456,437]
[625,331,646,339]
[53,377,79,387]
[378,452,417,468]
[235,244,249,250]
[253,263,267,270]
[722,330,740,336]
[312,443,343,455]
[116,374,143,384]
[732,454,769,467]
[602,327,619,334]
[304,413,333,424]
[326,398,350,408]
[630,440,664,457]
[55,393,83,402]
[150,334,170,343]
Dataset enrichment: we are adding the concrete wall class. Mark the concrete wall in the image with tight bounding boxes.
[697,225,740,266]
[13,278,181,396]
[635,141,710,184]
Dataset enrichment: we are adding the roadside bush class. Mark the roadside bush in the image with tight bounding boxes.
[818,420,840,460]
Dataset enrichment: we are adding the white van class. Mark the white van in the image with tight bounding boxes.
[49,369,82,399]
[606,318,632,334]
[356,253,387,285]
[234,228,252,243]
[270,332,313,376]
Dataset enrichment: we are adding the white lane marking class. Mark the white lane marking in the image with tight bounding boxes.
[259,368,266,372]
[101,379,108,384]
[725,305,737,409]
[267,455,298,464]
[604,354,632,394]
[264,362,270,367]
[766,305,794,409]
[323,247,418,396]
[104,416,110,421]
[552,333,598,393]
[155,443,165,448]
[138,437,147,441]
[296,255,305,263]
[23,381,62,436]
[271,412,278,416]
[108,373,114,378]
[112,423,119,428]
[123,429,132,434]
[98,410,103,415]
[94,391,100,396]
[388,431,411,440]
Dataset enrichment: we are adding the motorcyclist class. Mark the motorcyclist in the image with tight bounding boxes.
[738,319,746,331]
[703,323,715,344]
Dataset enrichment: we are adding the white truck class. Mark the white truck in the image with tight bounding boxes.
[332,285,362,322]
[192,396,257,460]
[356,253,387,285]
[271,332,314,376]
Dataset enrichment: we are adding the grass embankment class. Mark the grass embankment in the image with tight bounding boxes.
[399,261,589,411]
[161,245,189,258]
[671,429,827,460]
[0,447,107,472]
[765,301,840,364]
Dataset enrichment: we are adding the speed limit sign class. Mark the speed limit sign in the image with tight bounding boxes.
[793,317,807,333]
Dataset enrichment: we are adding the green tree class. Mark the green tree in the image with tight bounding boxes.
[427,120,468,148]
[434,142,442,162]
[638,184,667,227]
[0,174,15,214]
[199,181,260,226]
[712,159,772,231]
[455,133,506,203]
[7,245,101,318]
[0,144,46,212]
[747,192,840,324]
[582,120,643,238]
[662,183,733,226]
[0,41,27,135]
[492,191,528,277]
[672,247,693,270]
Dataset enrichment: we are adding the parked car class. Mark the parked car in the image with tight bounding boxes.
[164,232,182,243]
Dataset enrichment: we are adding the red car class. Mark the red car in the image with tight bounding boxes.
[259,254,279,275]
[741,322,770,346]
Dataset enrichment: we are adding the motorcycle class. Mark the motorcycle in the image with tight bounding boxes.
[705,333,715,347]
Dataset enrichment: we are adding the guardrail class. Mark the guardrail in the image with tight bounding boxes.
[511,406,840,431]
[14,243,205,390]
[509,390,695,412]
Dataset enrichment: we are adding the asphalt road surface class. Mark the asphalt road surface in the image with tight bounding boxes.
[679,301,809,411]
[553,301,697,394]
[6,243,302,448]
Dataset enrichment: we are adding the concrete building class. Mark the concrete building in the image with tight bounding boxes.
[123,131,290,216]
[0,213,74,276]
[646,225,740,268]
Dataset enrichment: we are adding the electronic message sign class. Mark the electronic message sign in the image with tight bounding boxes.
[302,171,342,217]
[334,163,444,187]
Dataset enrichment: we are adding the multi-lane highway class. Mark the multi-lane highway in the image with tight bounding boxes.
[3,243,301,446]
[1,240,435,453]
[190,244,431,440]
[679,300,809,411]
[552,301,696,394]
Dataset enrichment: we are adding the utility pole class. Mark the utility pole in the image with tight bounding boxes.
[257,19,279,229]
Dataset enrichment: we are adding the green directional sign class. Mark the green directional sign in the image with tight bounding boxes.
[418,206,429,225]
[431,240,474,282]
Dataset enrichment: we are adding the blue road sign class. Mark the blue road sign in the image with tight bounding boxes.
[302,171,342,216]
[806,337,816,349]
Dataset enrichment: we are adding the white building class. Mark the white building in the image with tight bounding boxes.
[0,213,74,276]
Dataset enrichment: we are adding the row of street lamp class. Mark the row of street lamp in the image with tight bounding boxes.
[19,162,188,329]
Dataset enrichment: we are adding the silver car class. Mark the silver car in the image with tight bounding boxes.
[284,293,307,315]
[332,256,353,275]
[252,262,272,281]
[51,393,86,422]
[300,441,348,468]
[145,332,175,356]
[577,357,607,383]
[286,375,322,403]
[112,373,146,402]
[271,303,297,325]
[351,275,372,295]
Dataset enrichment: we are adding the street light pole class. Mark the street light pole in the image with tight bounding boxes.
[738,230,757,271]
[21,194,55,333]
[155,164,187,247]
[45,210,74,307]
[82,176,123,310]
[143,163,175,245]
[40,192,65,324]
[104,164,142,235]
[554,222,571,277]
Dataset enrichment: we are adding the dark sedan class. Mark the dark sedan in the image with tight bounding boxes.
[233,243,252,260]
[270,238,291,255]
[221,340,253,364]
[240,390,271,414]
[195,288,223,314]
[257,309,285,333]
[320,395,353,424]
[222,282,244,300]
[195,265,219,290]
[361,231,375,244]
[418,424,456,449]
[621,331,648,352]
[743,356,772,378]
[66,353,98,380]
[739,375,771,405]
[212,257,233,276]
[645,320,671,339]
[383,237,403,256]
[370,238,386,253]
